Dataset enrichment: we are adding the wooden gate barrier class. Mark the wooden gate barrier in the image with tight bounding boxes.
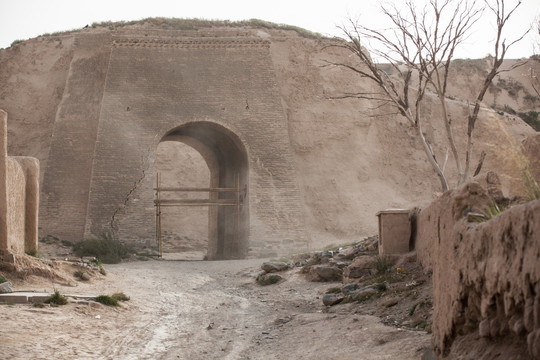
[154,173,244,257]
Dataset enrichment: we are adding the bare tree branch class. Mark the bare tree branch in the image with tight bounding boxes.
[326,0,524,192]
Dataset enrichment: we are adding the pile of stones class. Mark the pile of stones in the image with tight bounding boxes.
[256,235,381,299]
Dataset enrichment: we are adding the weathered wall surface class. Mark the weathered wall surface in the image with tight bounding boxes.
[13,157,40,254]
[39,33,112,244]
[415,175,540,358]
[6,158,25,254]
[0,110,40,256]
[268,31,537,249]
[0,36,73,183]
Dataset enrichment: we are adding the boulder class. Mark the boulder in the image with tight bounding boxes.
[342,283,359,296]
[351,287,377,301]
[256,273,283,286]
[334,261,351,269]
[343,255,373,279]
[0,281,13,293]
[322,293,344,306]
[261,262,289,273]
[382,297,400,308]
[338,246,360,260]
[309,265,343,282]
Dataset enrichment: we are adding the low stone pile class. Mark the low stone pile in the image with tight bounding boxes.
[256,235,380,288]
[256,261,290,285]
[255,235,433,333]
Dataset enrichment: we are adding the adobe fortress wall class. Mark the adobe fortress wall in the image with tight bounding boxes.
[0,110,39,256]
[37,30,307,258]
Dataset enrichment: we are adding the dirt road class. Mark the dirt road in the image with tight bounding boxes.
[1,259,430,359]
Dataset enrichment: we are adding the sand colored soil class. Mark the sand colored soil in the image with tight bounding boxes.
[0,253,431,360]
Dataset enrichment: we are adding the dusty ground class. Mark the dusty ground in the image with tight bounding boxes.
[0,251,432,360]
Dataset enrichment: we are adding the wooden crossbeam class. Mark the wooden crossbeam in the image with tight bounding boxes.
[153,187,238,193]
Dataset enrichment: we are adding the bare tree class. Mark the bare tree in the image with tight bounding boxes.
[329,0,526,191]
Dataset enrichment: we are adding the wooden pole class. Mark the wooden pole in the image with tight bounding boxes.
[157,173,162,258]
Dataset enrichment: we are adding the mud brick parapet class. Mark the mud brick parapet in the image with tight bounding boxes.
[0,110,40,256]
[414,174,540,358]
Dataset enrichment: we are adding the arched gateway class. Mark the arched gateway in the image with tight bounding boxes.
[156,122,249,260]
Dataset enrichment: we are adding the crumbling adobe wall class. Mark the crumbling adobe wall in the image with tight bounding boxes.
[415,173,540,358]
[5,157,25,254]
[0,110,40,256]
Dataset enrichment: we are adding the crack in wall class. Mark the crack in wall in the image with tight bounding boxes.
[109,147,152,234]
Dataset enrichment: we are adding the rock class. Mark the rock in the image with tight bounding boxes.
[256,273,282,286]
[81,272,91,281]
[343,256,373,279]
[322,293,344,306]
[478,319,490,337]
[319,251,334,264]
[334,261,350,269]
[2,253,16,263]
[338,246,360,260]
[366,240,378,252]
[342,283,359,296]
[382,297,399,308]
[275,316,291,324]
[261,262,289,273]
[351,287,377,301]
[310,265,342,282]
[0,281,13,293]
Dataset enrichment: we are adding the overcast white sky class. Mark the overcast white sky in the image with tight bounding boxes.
[0,0,538,59]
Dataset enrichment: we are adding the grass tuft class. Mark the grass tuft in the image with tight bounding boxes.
[111,292,130,302]
[92,258,107,275]
[94,295,120,307]
[373,255,392,275]
[25,249,38,257]
[374,282,388,292]
[73,232,133,264]
[44,289,68,306]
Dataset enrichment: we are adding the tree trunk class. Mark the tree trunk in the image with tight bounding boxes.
[416,121,449,192]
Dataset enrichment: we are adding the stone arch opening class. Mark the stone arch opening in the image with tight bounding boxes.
[157,121,249,260]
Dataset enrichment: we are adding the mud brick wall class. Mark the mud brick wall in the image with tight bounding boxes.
[415,175,540,358]
[38,31,308,258]
[0,110,40,255]
[5,158,25,254]
[39,33,112,243]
